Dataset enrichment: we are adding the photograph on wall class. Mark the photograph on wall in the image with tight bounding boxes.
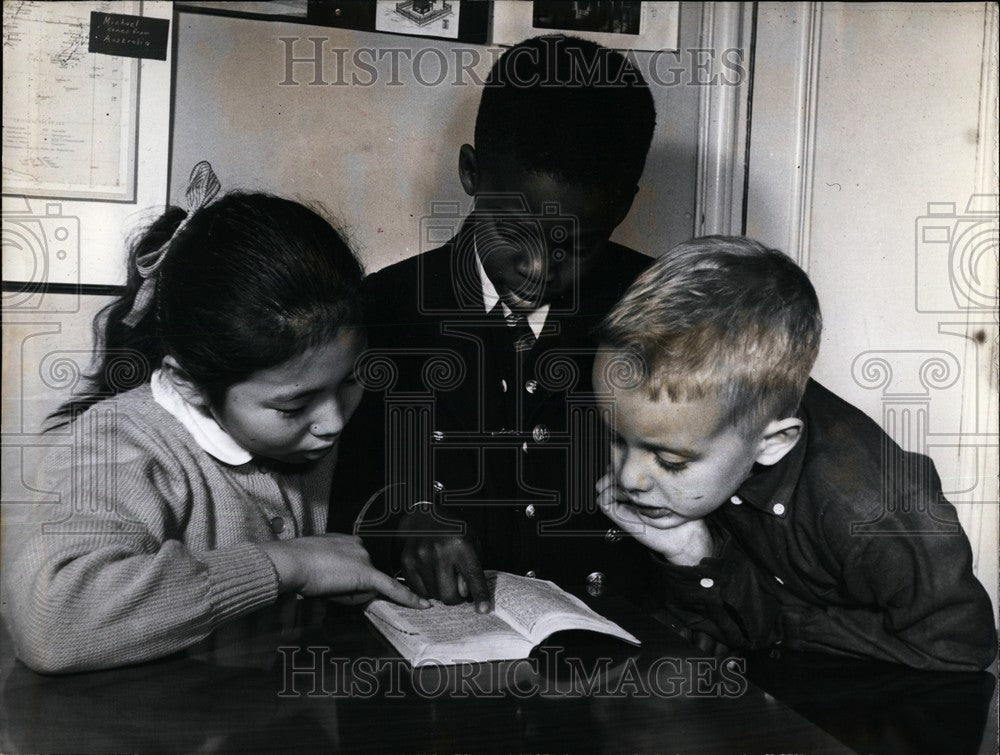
[533,1,642,36]
[374,0,461,40]
[493,0,679,51]
[178,1,308,17]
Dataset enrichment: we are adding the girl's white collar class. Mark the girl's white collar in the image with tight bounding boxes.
[150,369,253,466]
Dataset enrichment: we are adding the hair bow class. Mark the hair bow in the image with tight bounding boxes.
[122,161,221,327]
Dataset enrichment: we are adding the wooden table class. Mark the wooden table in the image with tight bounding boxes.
[1,593,994,753]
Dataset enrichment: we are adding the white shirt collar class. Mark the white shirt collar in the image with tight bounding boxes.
[150,369,253,466]
[473,238,550,339]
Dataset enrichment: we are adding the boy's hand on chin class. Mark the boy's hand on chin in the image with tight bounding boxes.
[596,473,714,567]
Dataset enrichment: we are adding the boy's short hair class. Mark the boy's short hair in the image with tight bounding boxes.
[475,35,656,191]
[599,236,823,436]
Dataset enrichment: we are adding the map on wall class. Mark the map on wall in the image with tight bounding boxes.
[2,1,139,201]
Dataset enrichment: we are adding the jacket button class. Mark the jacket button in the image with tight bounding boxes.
[525,570,537,578]
[521,441,528,454]
[524,504,536,518]
[500,378,508,392]
[586,571,606,596]
[432,430,445,442]
[269,516,285,534]
[531,424,549,443]
[432,480,445,494]
[729,495,742,505]
[605,528,624,543]
[525,379,539,394]
[772,503,786,515]
[699,577,715,589]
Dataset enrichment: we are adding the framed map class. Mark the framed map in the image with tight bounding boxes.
[2,1,139,202]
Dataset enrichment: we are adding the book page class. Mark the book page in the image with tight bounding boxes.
[492,572,593,634]
[491,572,640,646]
[365,594,532,664]
[371,597,518,644]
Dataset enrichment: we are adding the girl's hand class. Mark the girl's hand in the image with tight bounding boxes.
[259,534,430,609]
[596,473,714,566]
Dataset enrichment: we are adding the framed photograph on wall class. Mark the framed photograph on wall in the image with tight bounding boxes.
[374,1,459,40]
[493,1,680,51]
[306,0,489,43]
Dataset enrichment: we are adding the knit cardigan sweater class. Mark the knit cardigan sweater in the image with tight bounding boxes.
[2,385,335,673]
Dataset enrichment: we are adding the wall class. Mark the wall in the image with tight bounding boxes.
[168,2,709,271]
[747,2,999,613]
[3,1,172,511]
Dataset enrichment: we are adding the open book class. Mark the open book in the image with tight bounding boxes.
[364,571,641,665]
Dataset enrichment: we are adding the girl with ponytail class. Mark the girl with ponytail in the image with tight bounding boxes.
[4,163,427,674]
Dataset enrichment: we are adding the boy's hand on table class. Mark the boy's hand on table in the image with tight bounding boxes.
[596,473,714,567]
[398,509,493,613]
[258,534,430,609]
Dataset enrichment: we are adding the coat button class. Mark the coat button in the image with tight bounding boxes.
[524,504,536,518]
[432,430,445,442]
[729,495,742,505]
[432,480,445,494]
[772,503,786,515]
[586,571,606,596]
[699,577,715,589]
[531,424,549,443]
[500,378,508,392]
[269,516,285,534]
[525,570,537,578]
[605,527,624,543]
[525,379,539,394]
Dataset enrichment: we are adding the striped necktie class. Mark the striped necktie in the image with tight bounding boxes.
[504,310,537,353]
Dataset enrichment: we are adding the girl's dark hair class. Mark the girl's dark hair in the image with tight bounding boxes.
[48,192,364,427]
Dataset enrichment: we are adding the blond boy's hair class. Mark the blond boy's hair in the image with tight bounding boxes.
[599,236,822,436]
